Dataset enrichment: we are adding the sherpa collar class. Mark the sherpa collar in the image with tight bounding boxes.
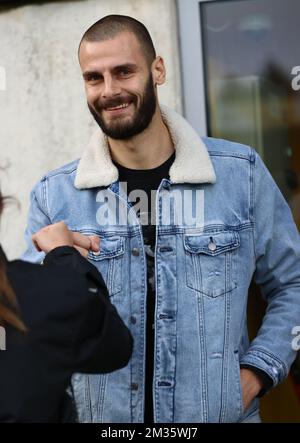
[75,104,216,189]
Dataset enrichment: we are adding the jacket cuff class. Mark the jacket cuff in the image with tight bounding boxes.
[240,347,288,387]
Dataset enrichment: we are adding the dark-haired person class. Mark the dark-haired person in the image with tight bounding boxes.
[23,15,300,423]
[0,194,133,422]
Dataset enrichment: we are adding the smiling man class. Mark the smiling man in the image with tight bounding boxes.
[23,15,300,423]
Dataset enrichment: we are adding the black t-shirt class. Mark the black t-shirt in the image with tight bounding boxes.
[113,152,175,423]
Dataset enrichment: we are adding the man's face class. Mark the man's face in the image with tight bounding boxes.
[79,32,158,140]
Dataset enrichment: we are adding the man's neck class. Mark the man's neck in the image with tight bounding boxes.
[108,108,174,170]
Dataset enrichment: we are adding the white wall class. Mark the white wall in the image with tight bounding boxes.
[0,0,182,259]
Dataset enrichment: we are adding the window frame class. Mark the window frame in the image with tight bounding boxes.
[177,0,218,136]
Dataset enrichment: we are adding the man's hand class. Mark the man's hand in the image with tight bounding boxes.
[32,221,100,258]
[240,368,264,412]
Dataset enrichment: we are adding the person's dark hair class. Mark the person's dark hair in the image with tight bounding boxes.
[0,190,26,332]
[78,15,156,67]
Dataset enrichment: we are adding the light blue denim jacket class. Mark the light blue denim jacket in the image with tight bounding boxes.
[22,106,300,423]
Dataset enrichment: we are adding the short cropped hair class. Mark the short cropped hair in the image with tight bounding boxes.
[78,15,156,66]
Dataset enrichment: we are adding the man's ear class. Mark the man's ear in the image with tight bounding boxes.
[152,56,166,86]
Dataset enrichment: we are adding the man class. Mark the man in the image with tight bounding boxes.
[23,15,300,423]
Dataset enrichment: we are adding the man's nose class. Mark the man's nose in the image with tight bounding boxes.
[102,76,121,98]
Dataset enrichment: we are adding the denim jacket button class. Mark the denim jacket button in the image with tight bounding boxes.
[131,383,138,391]
[208,241,217,252]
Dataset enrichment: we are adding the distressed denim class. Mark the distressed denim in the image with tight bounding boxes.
[22,137,300,423]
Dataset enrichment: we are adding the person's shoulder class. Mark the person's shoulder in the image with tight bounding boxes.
[30,159,80,195]
[201,136,255,161]
[41,159,80,181]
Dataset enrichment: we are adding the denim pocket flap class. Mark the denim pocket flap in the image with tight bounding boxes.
[88,236,125,261]
[184,231,240,256]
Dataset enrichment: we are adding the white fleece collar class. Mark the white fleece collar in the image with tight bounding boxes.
[75,104,216,189]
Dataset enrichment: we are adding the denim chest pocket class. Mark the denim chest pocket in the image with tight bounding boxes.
[183,231,240,297]
[88,236,125,297]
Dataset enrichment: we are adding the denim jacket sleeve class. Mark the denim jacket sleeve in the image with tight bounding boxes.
[22,179,50,263]
[240,150,300,387]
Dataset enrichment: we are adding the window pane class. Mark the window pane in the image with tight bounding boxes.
[201,0,300,228]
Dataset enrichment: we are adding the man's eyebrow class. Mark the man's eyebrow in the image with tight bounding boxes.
[82,70,101,79]
[112,63,137,72]
[82,64,138,79]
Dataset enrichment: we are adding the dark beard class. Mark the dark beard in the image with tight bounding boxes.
[88,74,157,140]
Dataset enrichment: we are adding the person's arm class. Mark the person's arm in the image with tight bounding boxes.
[30,221,132,373]
[43,246,133,373]
[240,150,300,389]
[32,224,133,373]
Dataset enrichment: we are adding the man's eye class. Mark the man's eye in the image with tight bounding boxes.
[87,75,101,82]
[119,70,131,76]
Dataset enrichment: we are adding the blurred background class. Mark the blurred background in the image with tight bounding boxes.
[0,0,299,422]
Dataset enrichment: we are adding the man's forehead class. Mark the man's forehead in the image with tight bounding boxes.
[79,32,143,65]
